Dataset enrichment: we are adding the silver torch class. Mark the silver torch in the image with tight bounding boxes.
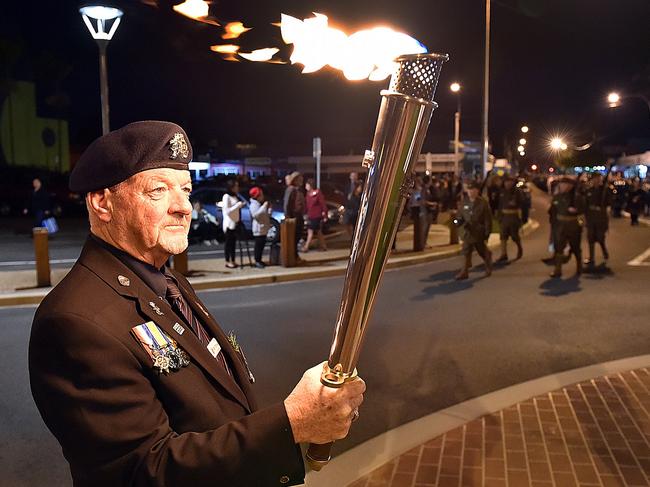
[306,52,449,471]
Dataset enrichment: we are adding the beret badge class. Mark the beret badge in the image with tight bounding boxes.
[169,132,189,160]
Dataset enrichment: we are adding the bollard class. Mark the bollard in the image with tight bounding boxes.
[448,211,459,244]
[173,249,189,276]
[280,218,297,267]
[33,227,51,287]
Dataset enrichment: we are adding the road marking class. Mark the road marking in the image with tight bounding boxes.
[627,247,650,266]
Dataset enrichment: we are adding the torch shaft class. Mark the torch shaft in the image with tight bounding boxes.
[325,93,435,383]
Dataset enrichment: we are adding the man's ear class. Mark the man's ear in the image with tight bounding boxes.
[87,189,113,223]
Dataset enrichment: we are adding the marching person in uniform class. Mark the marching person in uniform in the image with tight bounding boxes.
[583,172,611,270]
[549,176,586,278]
[29,121,365,487]
[495,174,525,263]
[455,181,493,280]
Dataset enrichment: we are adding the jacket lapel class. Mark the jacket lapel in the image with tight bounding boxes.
[172,273,256,410]
[77,238,251,412]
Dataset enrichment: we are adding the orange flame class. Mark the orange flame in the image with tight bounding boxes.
[279,13,426,81]
[173,0,219,26]
[223,21,252,40]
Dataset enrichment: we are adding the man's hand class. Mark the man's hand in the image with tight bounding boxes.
[284,363,365,445]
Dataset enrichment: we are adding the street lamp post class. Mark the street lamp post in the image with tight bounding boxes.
[481,0,491,177]
[80,5,124,135]
[450,82,462,176]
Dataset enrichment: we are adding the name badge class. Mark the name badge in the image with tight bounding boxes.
[207,338,222,358]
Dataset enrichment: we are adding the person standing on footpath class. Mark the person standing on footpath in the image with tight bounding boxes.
[455,181,493,280]
[343,181,363,237]
[549,176,586,278]
[221,178,244,269]
[29,121,365,486]
[583,172,611,269]
[302,178,328,252]
[495,174,524,262]
[249,186,271,268]
[23,177,52,228]
[283,172,305,260]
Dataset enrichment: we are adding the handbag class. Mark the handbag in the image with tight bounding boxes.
[42,217,59,234]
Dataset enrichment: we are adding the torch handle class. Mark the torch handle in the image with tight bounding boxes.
[306,442,334,471]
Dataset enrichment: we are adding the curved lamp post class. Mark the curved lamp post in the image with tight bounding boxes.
[80,4,123,135]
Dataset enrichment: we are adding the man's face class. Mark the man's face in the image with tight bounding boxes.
[33,178,41,190]
[468,187,480,199]
[108,168,192,263]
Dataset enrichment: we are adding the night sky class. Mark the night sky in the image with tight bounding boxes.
[2,0,649,163]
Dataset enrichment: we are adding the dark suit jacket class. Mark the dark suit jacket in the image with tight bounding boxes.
[29,237,305,486]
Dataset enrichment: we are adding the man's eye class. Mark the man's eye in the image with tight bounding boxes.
[150,187,166,194]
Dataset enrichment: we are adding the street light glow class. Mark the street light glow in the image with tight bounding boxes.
[517,145,525,152]
[607,92,621,107]
[450,82,461,93]
[520,152,526,156]
[550,137,564,150]
[79,5,123,40]
[521,125,529,133]
[519,138,526,145]
[531,164,538,171]
[560,142,568,151]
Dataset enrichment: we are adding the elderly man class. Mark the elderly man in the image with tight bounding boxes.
[29,121,364,486]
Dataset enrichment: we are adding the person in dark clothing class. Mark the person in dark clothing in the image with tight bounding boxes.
[343,181,363,236]
[283,172,305,259]
[627,179,645,226]
[549,177,586,278]
[23,178,52,227]
[455,181,493,280]
[583,173,611,269]
[496,175,525,262]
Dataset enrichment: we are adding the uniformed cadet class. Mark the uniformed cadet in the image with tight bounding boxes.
[28,121,365,486]
[549,176,586,278]
[496,174,524,262]
[455,181,493,280]
[583,172,611,269]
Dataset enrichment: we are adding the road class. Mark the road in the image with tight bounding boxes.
[1,192,649,486]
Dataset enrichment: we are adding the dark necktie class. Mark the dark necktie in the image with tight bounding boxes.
[164,274,231,375]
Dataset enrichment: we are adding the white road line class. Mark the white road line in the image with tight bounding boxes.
[627,247,650,266]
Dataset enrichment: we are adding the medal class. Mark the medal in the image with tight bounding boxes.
[131,321,190,374]
[153,352,171,374]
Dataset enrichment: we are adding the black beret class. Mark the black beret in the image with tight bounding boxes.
[70,121,193,193]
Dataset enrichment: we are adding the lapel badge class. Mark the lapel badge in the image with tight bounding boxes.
[117,275,130,287]
[173,322,185,335]
[169,132,189,160]
[149,301,164,316]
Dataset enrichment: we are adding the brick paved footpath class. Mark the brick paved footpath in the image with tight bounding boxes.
[348,368,650,487]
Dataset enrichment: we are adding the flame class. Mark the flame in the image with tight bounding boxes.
[173,0,219,25]
[223,21,252,39]
[279,13,426,81]
[210,44,240,62]
[210,44,240,54]
[239,48,280,62]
